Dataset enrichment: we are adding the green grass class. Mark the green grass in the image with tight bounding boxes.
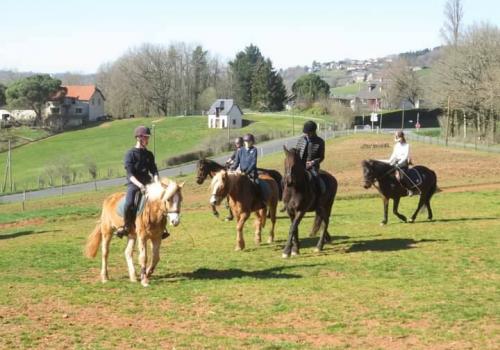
[0,189,498,349]
[415,128,441,137]
[0,113,300,193]
[331,82,365,96]
[0,126,52,151]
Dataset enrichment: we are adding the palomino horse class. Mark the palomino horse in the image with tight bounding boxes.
[85,178,184,286]
[282,146,338,257]
[362,159,437,224]
[196,158,283,218]
[209,170,279,250]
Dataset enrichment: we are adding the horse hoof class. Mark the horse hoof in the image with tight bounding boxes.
[380,222,386,226]
[291,251,299,256]
[235,247,243,251]
[267,238,274,244]
[314,248,321,253]
[282,253,290,259]
[141,280,149,287]
[101,279,108,284]
[408,218,415,223]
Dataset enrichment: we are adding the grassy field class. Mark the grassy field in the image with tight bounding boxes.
[0,113,299,193]
[331,83,365,97]
[1,135,499,349]
[0,126,52,152]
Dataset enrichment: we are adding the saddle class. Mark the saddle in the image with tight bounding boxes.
[256,180,271,202]
[400,167,423,189]
[116,192,147,218]
[305,171,326,195]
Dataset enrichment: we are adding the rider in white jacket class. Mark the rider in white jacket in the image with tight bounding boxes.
[388,130,414,195]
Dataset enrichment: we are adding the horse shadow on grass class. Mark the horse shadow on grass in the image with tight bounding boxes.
[156,264,327,282]
[345,238,446,253]
[0,230,53,240]
[411,216,499,224]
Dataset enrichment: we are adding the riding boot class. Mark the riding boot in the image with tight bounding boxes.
[115,207,135,238]
[161,227,170,240]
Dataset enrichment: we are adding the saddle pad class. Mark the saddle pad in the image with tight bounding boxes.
[116,193,147,218]
[258,181,272,202]
[406,168,423,188]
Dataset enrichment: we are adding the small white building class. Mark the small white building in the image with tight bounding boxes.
[207,99,243,129]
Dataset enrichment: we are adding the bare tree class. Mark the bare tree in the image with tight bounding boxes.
[385,59,423,108]
[440,0,464,46]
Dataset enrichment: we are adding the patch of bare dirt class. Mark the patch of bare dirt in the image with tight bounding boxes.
[0,218,45,230]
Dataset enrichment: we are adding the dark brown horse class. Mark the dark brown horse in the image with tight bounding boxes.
[282,146,338,257]
[196,158,283,218]
[361,159,437,225]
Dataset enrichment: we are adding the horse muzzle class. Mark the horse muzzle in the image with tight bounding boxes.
[363,181,372,189]
[168,212,180,227]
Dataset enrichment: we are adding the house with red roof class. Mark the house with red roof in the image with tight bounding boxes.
[45,85,106,128]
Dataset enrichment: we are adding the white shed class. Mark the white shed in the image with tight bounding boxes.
[207,99,243,129]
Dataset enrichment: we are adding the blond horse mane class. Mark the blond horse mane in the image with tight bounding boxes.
[210,170,240,194]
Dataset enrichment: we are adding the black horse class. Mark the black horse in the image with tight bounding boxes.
[361,159,437,225]
[196,158,283,218]
[282,146,338,257]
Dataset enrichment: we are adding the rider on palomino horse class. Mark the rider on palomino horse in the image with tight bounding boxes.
[230,133,265,207]
[115,126,168,240]
[296,120,325,194]
[386,130,414,196]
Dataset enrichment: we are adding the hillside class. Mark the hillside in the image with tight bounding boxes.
[0,113,302,193]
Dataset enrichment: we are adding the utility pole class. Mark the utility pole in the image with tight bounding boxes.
[227,115,231,143]
[445,96,450,146]
[401,104,405,130]
[152,123,156,158]
[2,139,12,193]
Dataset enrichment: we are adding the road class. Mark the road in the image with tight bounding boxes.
[1,133,342,204]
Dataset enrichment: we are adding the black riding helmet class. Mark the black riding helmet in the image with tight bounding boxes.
[243,133,255,143]
[134,126,151,138]
[234,137,243,146]
[303,120,317,133]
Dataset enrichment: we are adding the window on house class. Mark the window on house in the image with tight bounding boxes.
[232,119,236,125]
[75,108,83,114]
[50,107,60,114]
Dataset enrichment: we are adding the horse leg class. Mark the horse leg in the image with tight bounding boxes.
[146,237,161,278]
[309,212,322,237]
[409,194,426,223]
[315,213,330,252]
[426,184,436,220]
[225,198,234,221]
[268,201,277,244]
[381,197,389,225]
[254,209,265,245]
[124,236,137,282]
[393,197,407,223]
[137,236,149,287]
[235,212,249,251]
[100,227,112,283]
[283,211,305,258]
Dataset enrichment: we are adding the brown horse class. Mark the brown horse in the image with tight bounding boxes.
[209,170,278,250]
[282,146,338,257]
[85,178,184,286]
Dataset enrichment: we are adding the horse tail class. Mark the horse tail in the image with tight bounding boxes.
[85,222,102,258]
[426,172,438,200]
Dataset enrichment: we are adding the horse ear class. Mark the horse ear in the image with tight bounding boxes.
[178,181,185,188]
[283,145,289,154]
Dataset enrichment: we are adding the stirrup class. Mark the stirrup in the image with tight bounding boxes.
[161,229,170,240]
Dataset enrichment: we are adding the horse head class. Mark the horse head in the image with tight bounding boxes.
[146,179,184,226]
[361,159,376,189]
[283,146,305,186]
[209,170,229,206]
[196,159,209,184]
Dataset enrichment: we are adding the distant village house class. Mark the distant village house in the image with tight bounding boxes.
[207,99,243,129]
[45,85,106,128]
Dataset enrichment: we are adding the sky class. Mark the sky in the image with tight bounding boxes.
[1,0,499,74]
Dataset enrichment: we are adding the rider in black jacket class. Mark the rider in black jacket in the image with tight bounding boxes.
[296,120,325,193]
[116,126,160,238]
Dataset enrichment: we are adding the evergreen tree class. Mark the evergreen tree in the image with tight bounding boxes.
[191,45,209,112]
[6,74,61,126]
[251,59,287,111]
[229,44,263,108]
[0,83,6,107]
[292,74,330,102]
